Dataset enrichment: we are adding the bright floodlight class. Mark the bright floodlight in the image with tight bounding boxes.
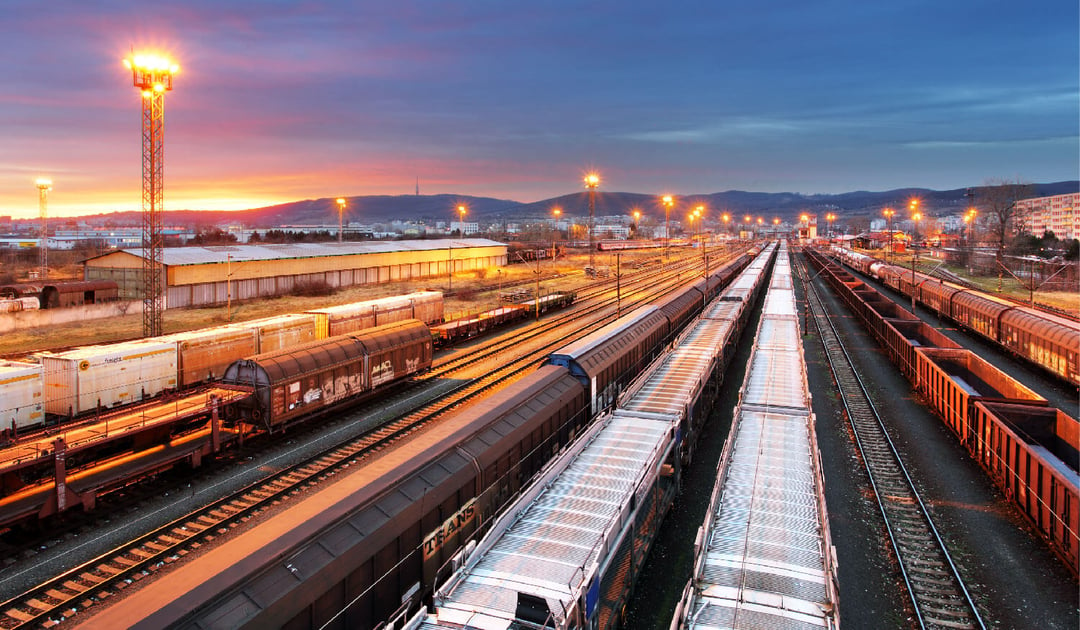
[125,53,178,93]
[584,173,600,189]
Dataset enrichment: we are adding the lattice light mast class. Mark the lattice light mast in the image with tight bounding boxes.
[35,178,51,280]
[124,53,178,337]
[584,173,599,270]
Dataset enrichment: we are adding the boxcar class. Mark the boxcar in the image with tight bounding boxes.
[998,308,1080,386]
[949,291,1010,342]
[158,325,260,388]
[545,305,670,414]
[222,320,432,427]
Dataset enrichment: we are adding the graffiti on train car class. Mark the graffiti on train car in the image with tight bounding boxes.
[423,498,477,560]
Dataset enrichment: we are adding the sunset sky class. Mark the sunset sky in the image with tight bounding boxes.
[2,0,1077,219]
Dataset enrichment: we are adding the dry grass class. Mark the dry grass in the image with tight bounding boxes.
[1,251,659,357]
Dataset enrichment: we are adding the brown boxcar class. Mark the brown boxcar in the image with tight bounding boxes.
[40,280,118,309]
[915,347,1047,445]
[971,401,1079,575]
[999,308,1080,386]
[222,320,432,427]
[949,291,1011,343]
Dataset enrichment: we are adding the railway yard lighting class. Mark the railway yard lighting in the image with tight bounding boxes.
[35,178,51,280]
[124,51,178,338]
[662,195,674,261]
[585,173,600,270]
[449,204,466,292]
[336,198,346,242]
[883,207,895,265]
[826,213,836,240]
[552,207,562,264]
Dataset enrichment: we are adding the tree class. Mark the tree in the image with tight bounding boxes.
[978,178,1033,290]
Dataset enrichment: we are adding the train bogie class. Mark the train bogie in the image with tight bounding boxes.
[0,361,44,434]
[38,340,178,417]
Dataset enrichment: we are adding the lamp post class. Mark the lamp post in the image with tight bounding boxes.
[585,173,600,270]
[35,178,51,280]
[662,195,674,262]
[336,197,346,242]
[910,210,921,311]
[632,209,641,239]
[722,213,730,237]
[552,207,562,265]
[826,213,836,242]
[883,207,895,264]
[449,204,466,292]
[773,217,780,239]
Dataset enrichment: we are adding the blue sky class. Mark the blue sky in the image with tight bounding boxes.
[2,0,1077,218]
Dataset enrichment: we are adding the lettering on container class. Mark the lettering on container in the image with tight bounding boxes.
[422,499,477,560]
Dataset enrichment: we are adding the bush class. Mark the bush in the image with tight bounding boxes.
[291,280,335,297]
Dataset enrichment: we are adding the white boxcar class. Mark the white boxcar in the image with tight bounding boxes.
[0,360,45,431]
[38,340,178,417]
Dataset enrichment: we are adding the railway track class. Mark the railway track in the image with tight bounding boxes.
[0,249,740,629]
[797,253,986,630]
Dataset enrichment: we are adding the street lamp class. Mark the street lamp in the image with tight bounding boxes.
[336,197,346,242]
[585,173,600,270]
[552,207,562,264]
[632,209,641,239]
[826,213,836,241]
[35,178,51,280]
[662,195,674,261]
[883,207,895,264]
[722,213,730,236]
[449,204,466,291]
[910,210,922,310]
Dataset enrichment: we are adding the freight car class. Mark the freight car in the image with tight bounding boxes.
[305,290,444,338]
[221,319,432,429]
[830,247,1080,386]
[806,248,1079,575]
[0,360,44,438]
[430,291,575,347]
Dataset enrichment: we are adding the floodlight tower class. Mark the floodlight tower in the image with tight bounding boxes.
[124,52,178,338]
[35,178,51,280]
[584,173,600,270]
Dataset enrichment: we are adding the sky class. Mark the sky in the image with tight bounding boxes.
[2,0,1077,219]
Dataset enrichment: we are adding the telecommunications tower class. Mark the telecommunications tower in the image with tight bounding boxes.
[124,52,178,337]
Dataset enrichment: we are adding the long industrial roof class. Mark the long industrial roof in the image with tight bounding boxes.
[91,238,506,267]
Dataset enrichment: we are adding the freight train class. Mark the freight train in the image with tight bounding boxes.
[1,291,444,438]
[672,241,839,629]
[72,248,773,630]
[406,244,780,630]
[806,247,1079,576]
[430,291,575,347]
[830,247,1080,387]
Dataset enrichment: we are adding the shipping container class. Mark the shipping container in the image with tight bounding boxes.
[38,340,178,417]
[0,360,44,432]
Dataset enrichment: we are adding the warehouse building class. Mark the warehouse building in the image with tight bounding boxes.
[83,239,507,308]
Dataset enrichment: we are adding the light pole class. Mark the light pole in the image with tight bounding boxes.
[449,204,466,292]
[662,195,674,261]
[909,199,920,245]
[826,213,836,242]
[723,213,730,237]
[124,52,178,338]
[910,210,921,311]
[744,215,752,240]
[883,207,895,265]
[552,207,561,265]
[336,198,346,242]
[585,173,600,270]
[632,209,641,239]
[773,217,780,239]
[35,178,51,280]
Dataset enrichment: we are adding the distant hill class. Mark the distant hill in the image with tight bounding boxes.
[53,181,1080,227]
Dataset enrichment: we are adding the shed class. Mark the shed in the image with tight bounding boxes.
[83,239,507,308]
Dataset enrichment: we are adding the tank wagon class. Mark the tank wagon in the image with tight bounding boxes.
[672,241,840,630]
[831,247,1079,386]
[807,247,1079,574]
[221,319,432,428]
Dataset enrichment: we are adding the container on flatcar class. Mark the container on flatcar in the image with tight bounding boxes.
[970,401,1079,574]
[915,347,1046,444]
[38,340,178,417]
[234,313,319,354]
[0,360,44,433]
[157,325,260,388]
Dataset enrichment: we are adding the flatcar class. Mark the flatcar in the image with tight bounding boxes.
[221,319,432,428]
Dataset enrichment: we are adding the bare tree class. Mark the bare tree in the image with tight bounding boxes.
[978,177,1033,290]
